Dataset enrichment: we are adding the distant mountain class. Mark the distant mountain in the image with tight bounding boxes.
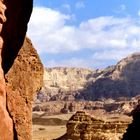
[80,53,140,100]
[38,53,140,102]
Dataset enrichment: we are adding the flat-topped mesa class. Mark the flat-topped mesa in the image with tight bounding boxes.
[56,111,129,140]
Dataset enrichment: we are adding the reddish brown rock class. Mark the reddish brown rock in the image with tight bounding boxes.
[5,38,43,140]
[0,0,40,139]
[0,0,34,140]
[0,0,13,139]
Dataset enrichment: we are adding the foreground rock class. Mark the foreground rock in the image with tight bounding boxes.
[56,111,129,140]
[0,0,34,139]
[6,38,43,139]
[0,1,13,139]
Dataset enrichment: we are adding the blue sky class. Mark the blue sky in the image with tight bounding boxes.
[27,0,140,69]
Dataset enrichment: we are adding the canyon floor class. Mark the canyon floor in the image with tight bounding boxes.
[32,113,73,140]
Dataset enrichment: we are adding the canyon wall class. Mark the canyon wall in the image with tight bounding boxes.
[41,53,140,102]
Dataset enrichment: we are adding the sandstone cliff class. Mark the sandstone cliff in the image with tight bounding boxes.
[5,38,43,140]
[0,0,35,139]
[44,67,94,91]
[42,67,96,101]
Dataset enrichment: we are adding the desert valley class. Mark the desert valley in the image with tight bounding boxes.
[0,0,139,140]
[32,53,140,140]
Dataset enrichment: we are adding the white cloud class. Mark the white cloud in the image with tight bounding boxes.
[27,7,140,68]
[75,1,85,9]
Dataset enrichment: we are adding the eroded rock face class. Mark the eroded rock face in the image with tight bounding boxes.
[42,67,95,101]
[56,111,129,140]
[5,38,43,140]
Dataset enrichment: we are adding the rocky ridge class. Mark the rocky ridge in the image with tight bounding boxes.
[81,53,140,100]
[40,53,140,102]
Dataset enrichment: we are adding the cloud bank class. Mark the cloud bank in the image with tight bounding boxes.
[27,7,140,68]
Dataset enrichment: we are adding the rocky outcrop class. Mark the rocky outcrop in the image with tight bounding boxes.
[5,38,43,140]
[56,111,129,140]
[0,0,42,139]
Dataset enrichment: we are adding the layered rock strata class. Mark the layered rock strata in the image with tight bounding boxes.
[56,111,129,140]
